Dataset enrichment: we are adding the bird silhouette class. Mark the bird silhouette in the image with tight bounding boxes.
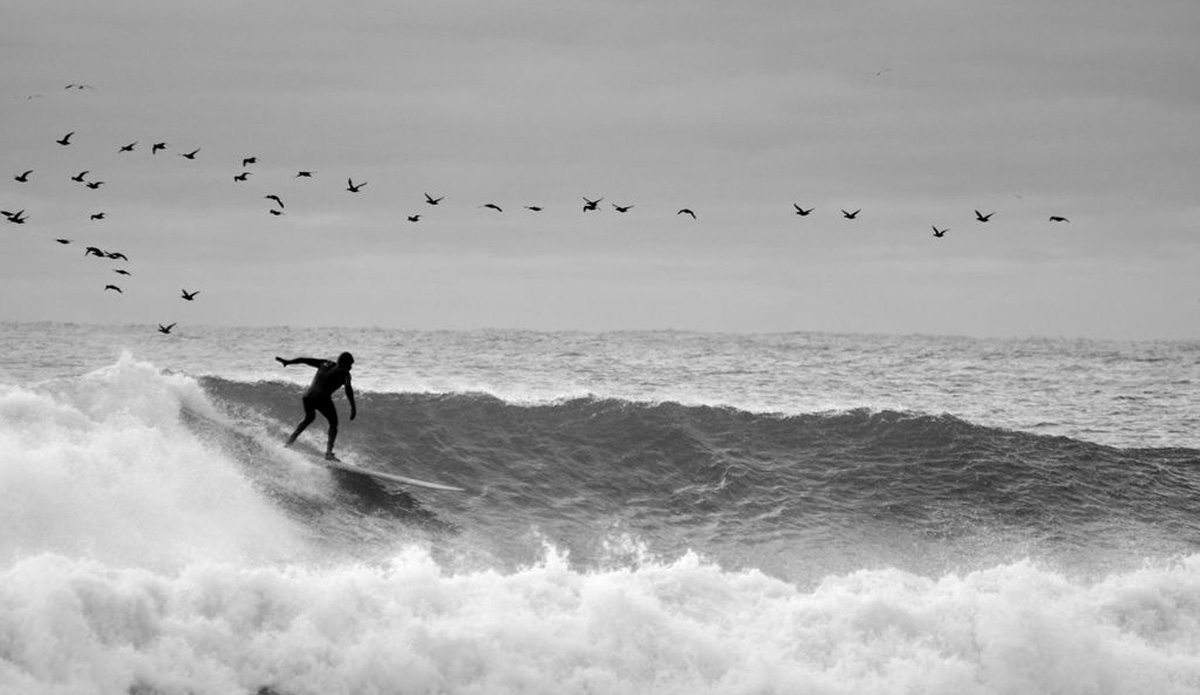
[152,142,167,154]
[347,178,367,193]
[295,171,314,178]
[794,204,814,216]
[86,181,105,189]
[118,142,136,153]
[84,246,104,257]
[180,148,201,160]
[104,285,122,293]
[268,209,284,216]
[181,289,199,301]
[90,213,105,221]
[975,210,994,222]
[481,203,503,212]
[55,238,72,245]
[233,172,251,182]
[842,209,861,219]
[107,251,128,261]
[677,208,697,219]
[56,131,74,146]
[407,215,421,223]
[932,225,948,237]
[113,269,131,276]
[424,193,444,205]
[613,203,633,213]
[14,170,32,183]
[583,197,603,212]
[524,205,544,212]
[1049,216,1070,223]
[70,171,89,182]
[242,156,257,167]
[158,323,176,334]
[265,194,284,209]
[3,210,28,224]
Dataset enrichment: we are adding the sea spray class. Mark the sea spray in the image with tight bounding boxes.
[0,354,304,570]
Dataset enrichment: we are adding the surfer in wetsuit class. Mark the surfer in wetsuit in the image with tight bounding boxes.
[276,352,357,461]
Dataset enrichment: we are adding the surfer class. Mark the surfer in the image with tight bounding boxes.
[276,352,357,461]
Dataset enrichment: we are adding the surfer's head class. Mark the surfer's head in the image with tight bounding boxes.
[338,351,354,368]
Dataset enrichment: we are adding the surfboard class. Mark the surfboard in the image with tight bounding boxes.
[322,457,466,492]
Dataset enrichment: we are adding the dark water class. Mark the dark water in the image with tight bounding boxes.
[201,376,1200,581]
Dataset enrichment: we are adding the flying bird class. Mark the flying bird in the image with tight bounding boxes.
[793,204,814,216]
[84,246,104,257]
[294,171,314,178]
[268,209,284,216]
[181,289,200,301]
[104,285,122,293]
[975,210,994,222]
[1049,216,1070,223]
[932,225,948,238]
[3,210,28,224]
[157,323,176,334]
[152,142,167,154]
[677,208,697,219]
[180,148,201,160]
[107,251,128,261]
[56,131,74,146]
[118,142,136,153]
[70,171,89,182]
[242,156,257,167]
[55,238,72,245]
[612,203,633,213]
[842,209,861,219]
[86,181,105,189]
[583,197,603,212]
[524,205,543,212]
[424,193,444,205]
[14,170,32,183]
[407,215,421,223]
[481,203,503,212]
[113,269,131,276]
[90,213,105,221]
[347,178,367,193]
[234,172,251,182]
[265,194,284,209]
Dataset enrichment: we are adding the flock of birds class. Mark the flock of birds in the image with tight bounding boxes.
[6,88,1075,335]
[4,125,221,333]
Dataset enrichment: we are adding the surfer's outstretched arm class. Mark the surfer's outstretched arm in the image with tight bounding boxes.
[276,356,326,368]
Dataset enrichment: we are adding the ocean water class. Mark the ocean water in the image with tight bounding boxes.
[2,323,1199,694]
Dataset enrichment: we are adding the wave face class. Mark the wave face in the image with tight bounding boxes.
[4,355,1200,693]
[201,375,1200,578]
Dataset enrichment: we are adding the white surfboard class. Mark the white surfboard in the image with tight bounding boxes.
[323,457,466,492]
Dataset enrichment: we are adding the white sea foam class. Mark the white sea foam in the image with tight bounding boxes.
[3,550,1200,694]
[0,353,304,571]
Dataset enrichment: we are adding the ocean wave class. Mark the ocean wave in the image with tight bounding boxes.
[5,356,1200,693]
[196,374,1200,577]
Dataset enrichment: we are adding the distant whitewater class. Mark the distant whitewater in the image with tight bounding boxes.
[2,324,1199,694]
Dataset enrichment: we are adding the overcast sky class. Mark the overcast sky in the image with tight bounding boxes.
[2,0,1198,339]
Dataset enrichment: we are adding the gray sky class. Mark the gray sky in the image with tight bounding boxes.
[2,0,1198,339]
